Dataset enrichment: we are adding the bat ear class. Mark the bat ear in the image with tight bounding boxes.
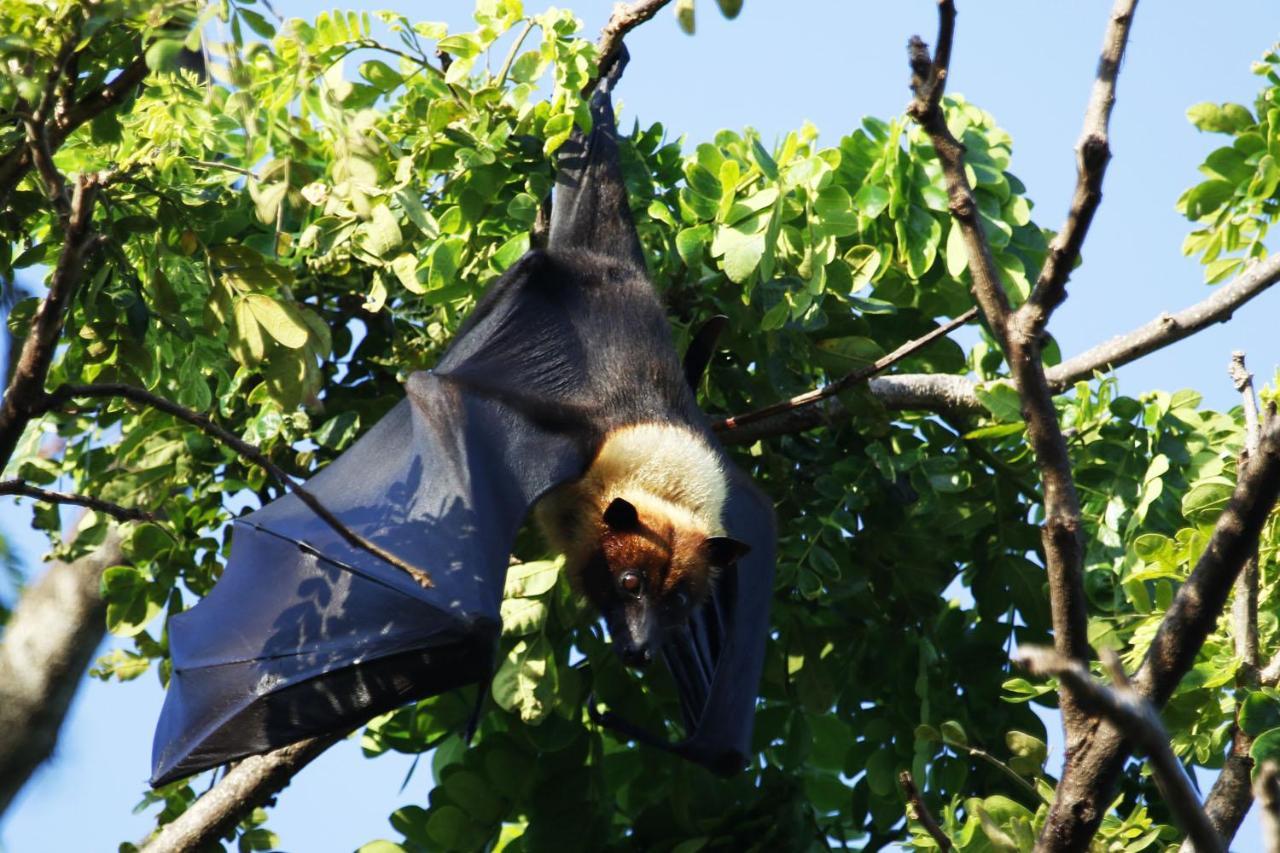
[683,314,728,392]
[702,536,751,569]
[603,497,640,531]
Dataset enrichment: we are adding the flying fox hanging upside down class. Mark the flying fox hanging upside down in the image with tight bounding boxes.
[150,46,774,786]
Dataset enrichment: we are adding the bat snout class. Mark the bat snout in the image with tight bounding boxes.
[616,641,655,669]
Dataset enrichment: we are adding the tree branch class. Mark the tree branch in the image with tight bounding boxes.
[587,0,674,93]
[1015,647,1223,853]
[37,383,435,589]
[899,770,953,851]
[0,175,102,470]
[714,307,977,436]
[1021,0,1135,328]
[0,529,125,818]
[1047,402,1280,852]
[139,734,341,853]
[1045,253,1280,391]
[0,479,160,525]
[0,54,148,206]
[908,0,1101,752]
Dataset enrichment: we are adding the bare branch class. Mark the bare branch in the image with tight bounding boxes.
[0,530,125,818]
[592,0,675,89]
[1015,646,1223,853]
[38,383,435,589]
[899,770,953,851]
[0,175,102,470]
[714,307,977,435]
[1022,0,1136,327]
[1230,352,1261,673]
[0,479,160,525]
[139,735,341,853]
[1050,402,1280,851]
[1046,253,1280,392]
[1258,763,1280,853]
[908,1,1095,749]
[1183,353,1267,850]
[1132,404,1280,704]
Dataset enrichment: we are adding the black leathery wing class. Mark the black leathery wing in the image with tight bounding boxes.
[150,47,775,787]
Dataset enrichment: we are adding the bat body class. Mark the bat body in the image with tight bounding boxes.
[150,50,774,787]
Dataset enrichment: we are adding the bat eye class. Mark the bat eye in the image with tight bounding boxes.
[673,591,689,610]
[619,571,643,596]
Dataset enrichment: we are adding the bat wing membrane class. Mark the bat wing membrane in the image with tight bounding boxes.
[151,254,595,785]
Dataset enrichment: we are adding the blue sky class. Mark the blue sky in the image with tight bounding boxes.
[2,1,1278,850]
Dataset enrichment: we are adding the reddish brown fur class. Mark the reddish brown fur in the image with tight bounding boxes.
[591,514,716,610]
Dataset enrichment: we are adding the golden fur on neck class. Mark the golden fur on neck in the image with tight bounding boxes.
[535,422,728,578]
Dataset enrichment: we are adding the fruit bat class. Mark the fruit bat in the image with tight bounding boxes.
[150,49,775,787]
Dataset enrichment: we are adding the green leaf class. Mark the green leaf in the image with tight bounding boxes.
[362,205,404,258]
[711,218,766,283]
[101,566,163,637]
[391,253,425,294]
[1181,478,1235,523]
[145,38,186,72]
[491,635,555,723]
[243,295,309,349]
[1187,101,1255,133]
[676,225,711,268]
[1251,727,1280,769]
[974,381,1021,422]
[1242,692,1280,737]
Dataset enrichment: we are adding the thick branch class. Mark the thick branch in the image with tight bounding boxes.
[1046,403,1280,852]
[899,770,953,851]
[0,175,101,469]
[1016,647,1222,853]
[0,479,160,525]
[1022,0,1136,327]
[908,2,1094,749]
[591,0,674,88]
[139,735,340,853]
[38,384,435,589]
[0,530,124,817]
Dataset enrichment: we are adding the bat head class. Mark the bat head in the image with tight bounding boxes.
[586,497,750,668]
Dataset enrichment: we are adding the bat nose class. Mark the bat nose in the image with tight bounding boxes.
[619,643,654,669]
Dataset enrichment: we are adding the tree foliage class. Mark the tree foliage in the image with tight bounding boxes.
[3,1,1280,851]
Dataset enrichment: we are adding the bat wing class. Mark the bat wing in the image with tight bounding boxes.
[151,253,596,786]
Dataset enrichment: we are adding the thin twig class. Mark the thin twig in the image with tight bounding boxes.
[0,479,160,525]
[1045,252,1280,393]
[37,384,435,589]
[496,19,537,87]
[1021,0,1136,328]
[1230,351,1261,673]
[899,770,953,851]
[1184,353,1268,849]
[714,307,977,433]
[1015,647,1223,853]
